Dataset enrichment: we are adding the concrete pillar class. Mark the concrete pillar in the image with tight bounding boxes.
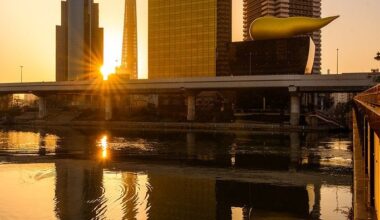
[152,94,159,108]
[187,93,196,121]
[313,93,318,110]
[105,95,112,121]
[319,94,325,110]
[289,87,300,126]
[38,96,47,119]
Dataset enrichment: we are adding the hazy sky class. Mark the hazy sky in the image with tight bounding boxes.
[0,0,379,82]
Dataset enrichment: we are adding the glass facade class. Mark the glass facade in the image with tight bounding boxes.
[119,0,138,79]
[56,0,103,81]
[149,0,231,79]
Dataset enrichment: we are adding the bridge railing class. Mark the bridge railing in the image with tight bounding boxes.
[355,84,380,107]
[353,83,380,220]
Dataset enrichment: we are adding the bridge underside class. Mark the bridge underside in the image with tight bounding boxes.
[0,73,378,124]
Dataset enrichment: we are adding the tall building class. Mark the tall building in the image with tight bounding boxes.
[56,0,104,81]
[148,0,232,79]
[118,0,138,79]
[243,0,321,74]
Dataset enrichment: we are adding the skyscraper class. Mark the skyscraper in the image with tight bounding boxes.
[56,0,104,81]
[118,0,138,79]
[243,0,321,74]
[148,0,231,79]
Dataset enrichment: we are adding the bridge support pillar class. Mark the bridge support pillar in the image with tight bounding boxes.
[319,94,325,110]
[38,96,47,119]
[313,93,318,108]
[289,86,300,126]
[105,95,112,121]
[187,92,196,121]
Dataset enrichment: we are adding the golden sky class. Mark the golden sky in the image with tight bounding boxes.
[0,0,379,82]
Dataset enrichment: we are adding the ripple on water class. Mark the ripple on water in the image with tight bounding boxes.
[19,168,56,184]
[98,171,152,219]
[109,138,157,152]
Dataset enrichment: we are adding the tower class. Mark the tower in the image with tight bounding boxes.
[56,0,104,81]
[243,0,322,74]
[118,0,138,79]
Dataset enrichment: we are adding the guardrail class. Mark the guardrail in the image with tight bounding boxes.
[353,84,380,219]
[355,84,380,107]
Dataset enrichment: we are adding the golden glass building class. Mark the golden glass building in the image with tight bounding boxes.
[243,0,321,74]
[118,0,138,79]
[148,0,231,79]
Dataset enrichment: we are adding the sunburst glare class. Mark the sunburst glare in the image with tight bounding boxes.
[100,65,115,80]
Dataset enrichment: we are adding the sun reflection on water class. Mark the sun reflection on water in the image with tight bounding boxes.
[99,135,108,159]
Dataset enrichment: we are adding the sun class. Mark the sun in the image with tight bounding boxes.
[100,65,115,80]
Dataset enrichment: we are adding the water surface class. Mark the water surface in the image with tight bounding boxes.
[0,127,353,219]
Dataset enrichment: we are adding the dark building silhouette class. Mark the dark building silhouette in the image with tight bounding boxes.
[229,37,315,75]
[117,0,138,79]
[0,95,11,111]
[243,0,322,74]
[148,0,231,79]
[56,0,104,81]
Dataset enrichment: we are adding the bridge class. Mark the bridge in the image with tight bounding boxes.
[0,73,378,94]
[353,84,380,219]
[0,73,379,124]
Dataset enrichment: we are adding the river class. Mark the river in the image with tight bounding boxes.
[0,127,353,219]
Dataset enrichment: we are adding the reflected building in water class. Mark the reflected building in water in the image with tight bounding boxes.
[52,161,324,219]
[0,128,352,219]
[55,161,104,219]
[44,130,353,219]
[148,174,217,220]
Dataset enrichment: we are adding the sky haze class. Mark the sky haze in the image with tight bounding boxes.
[0,0,379,82]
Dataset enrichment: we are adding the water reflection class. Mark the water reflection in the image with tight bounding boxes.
[0,164,56,220]
[0,128,353,174]
[0,128,353,219]
[98,135,108,159]
[0,130,59,155]
[55,160,104,219]
[0,162,352,220]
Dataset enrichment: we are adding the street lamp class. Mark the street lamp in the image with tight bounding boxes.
[20,65,23,83]
[375,52,380,61]
[336,48,339,74]
[375,52,380,72]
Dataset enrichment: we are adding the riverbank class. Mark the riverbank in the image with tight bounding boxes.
[3,119,345,132]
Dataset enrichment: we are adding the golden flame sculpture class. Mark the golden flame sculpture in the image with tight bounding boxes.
[250,16,339,40]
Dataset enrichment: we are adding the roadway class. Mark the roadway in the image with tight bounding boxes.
[0,73,379,94]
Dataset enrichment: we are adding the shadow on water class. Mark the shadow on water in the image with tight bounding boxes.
[0,127,353,219]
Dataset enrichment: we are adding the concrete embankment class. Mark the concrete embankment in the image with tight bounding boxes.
[5,120,343,132]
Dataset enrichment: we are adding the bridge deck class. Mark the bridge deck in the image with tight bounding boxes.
[0,73,378,94]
